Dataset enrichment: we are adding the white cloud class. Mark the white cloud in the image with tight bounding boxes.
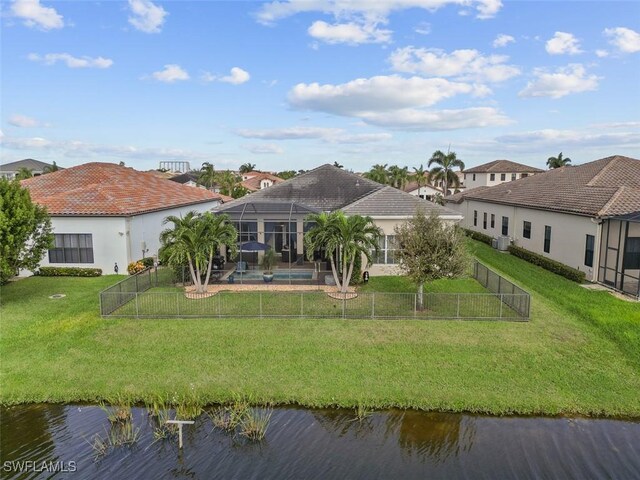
[219,67,250,85]
[595,49,609,58]
[414,21,431,35]
[308,20,391,45]
[236,126,392,143]
[243,143,284,154]
[27,53,114,69]
[494,128,640,148]
[492,34,515,48]
[604,27,640,53]
[545,31,583,55]
[388,47,520,82]
[150,64,190,83]
[519,64,600,99]
[8,114,47,128]
[357,107,511,130]
[256,0,503,24]
[128,0,168,33]
[11,0,64,30]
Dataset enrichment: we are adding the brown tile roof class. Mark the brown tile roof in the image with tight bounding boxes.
[464,159,544,174]
[21,162,224,216]
[402,180,443,193]
[240,172,284,191]
[445,155,640,217]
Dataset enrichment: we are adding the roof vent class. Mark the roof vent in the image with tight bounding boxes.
[506,189,512,194]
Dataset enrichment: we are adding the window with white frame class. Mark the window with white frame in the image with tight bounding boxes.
[375,235,398,264]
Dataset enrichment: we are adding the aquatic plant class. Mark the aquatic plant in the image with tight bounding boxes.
[99,394,133,424]
[351,404,373,422]
[238,408,273,441]
[173,386,203,420]
[88,422,141,459]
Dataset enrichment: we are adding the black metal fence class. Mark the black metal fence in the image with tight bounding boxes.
[99,261,530,321]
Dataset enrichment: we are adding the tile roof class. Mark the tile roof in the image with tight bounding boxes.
[342,186,462,217]
[402,180,443,194]
[464,159,544,174]
[446,155,640,217]
[1,158,60,172]
[240,172,285,191]
[21,162,224,216]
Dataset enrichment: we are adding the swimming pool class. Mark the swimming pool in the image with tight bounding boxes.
[235,269,314,280]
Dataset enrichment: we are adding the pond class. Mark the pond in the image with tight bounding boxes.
[1,405,639,479]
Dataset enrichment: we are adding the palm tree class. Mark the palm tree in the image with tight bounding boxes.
[304,211,380,294]
[216,170,241,196]
[411,164,428,190]
[363,164,389,185]
[333,161,344,169]
[15,167,33,180]
[547,152,572,169]
[42,161,59,174]
[427,150,465,197]
[198,162,217,189]
[388,165,410,189]
[239,163,256,174]
[160,211,237,294]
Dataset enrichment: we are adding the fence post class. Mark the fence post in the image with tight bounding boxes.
[499,294,503,318]
[413,294,417,318]
[371,293,375,319]
[260,292,263,318]
[342,296,346,319]
[300,292,304,317]
[135,292,139,318]
[498,275,502,294]
[176,292,180,316]
[135,274,139,292]
[218,292,221,317]
[456,294,460,318]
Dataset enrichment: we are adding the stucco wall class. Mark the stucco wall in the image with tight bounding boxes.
[449,199,599,281]
[464,171,537,189]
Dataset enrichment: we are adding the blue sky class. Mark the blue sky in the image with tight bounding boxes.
[1,0,639,172]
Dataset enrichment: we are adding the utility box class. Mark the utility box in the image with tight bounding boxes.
[497,236,510,251]
[491,238,498,249]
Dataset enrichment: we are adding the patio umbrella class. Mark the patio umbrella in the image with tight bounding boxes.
[237,241,270,251]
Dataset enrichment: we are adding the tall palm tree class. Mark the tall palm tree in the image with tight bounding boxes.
[15,167,33,180]
[363,163,389,185]
[216,170,241,196]
[198,162,217,189]
[411,164,428,189]
[388,165,410,189]
[304,211,380,294]
[160,211,237,294]
[547,152,571,169]
[427,150,465,197]
[239,163,256,174]
[42,161,59,174]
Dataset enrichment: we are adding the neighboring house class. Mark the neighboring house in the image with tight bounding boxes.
[403,180,444,201]
[240,171,284,192]
[215,164,462,275]
[463,160,544,189]
[1,158,60,179]
[21,162,226,274]
[168,172,212,189]
[445,155,640,298]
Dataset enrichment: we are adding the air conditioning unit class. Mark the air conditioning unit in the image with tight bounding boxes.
[491,238,498,249]
[497,236,510,251]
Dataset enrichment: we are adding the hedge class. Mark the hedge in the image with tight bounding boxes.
[463,228,493,246]
[508,245,586,283]
[38,267,102,277]
[140,257,155,268]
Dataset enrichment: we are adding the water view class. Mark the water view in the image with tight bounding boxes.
[1,405,639,479]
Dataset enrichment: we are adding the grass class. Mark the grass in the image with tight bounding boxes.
[1,248,639,417]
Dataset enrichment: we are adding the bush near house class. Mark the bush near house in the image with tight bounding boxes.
[508,245,586,283]
[127,261,146,275]
[140,257,155,268]
[462,228,493,246]
[38,266,102,277]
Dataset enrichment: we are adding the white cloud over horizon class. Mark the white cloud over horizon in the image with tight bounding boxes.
[27,53,113,69]
[11,0,64,30]
[545,31,583,55]
[127,0,168,33]
[243,143,284,154]
[519,64,600,98]
[236,126,392,144]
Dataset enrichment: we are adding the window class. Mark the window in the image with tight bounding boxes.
[472,174,476,181]
[522,173,528,178]
[511,173,517,181]
[544,226,552,253]
[523,221,531,239]
[233,222,258,243]
[48,234,94,263]
[623,237,640,269]
[464,174,466,180]
[265,221,297,253]
[375,235,397,264]
[501,216,509,236]
[489,173,495,181]
[584,234,595,267]
[473,210,478,227]
[483,212,487,230]
[491,214,495,229]
[500,173,506,181]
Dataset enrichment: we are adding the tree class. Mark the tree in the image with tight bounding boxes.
[277,170,296,180]
[547,152,571,169]
[239,163,256,174]
[230,185,250,199]
[42,161,59,174]
[198,162,217,189]
[304,211,380,294]
[160,211,237,294]
[394,210,470,309]
[427,150,464,196]
[0,179,53,284]
[15,167,33,180]
[333,161,344,169]
[363,164,389,185]
[388,165,410,189]
[216,170,241,196]
[411,164,428,189]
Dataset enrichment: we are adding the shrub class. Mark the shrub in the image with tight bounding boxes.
[127,261,145,275]
[38,266,102,277]
[508,245,586,283]
[140,257,155,268]
[463,228,493,246]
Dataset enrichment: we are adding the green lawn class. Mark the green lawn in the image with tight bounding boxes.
[1,243,639,417]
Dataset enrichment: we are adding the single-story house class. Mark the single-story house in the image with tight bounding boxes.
[446,155,640,298]
[21,162,226,274]
[214,164,463,276]
[463,160,544,189]
[1,158,61,179]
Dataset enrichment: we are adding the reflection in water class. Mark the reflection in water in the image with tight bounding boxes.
[1,404,639,480]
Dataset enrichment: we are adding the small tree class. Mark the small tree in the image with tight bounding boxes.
[394,210,470,309]
[0,179,53,283]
